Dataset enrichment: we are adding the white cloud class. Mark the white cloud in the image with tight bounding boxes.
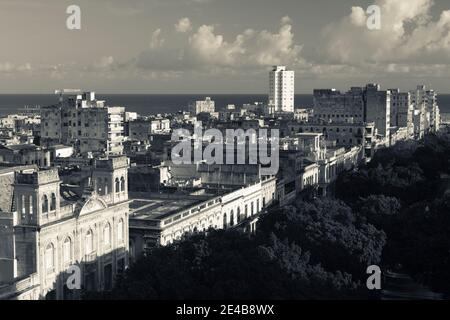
[322,0,450,65]
[134,17,306,74]
[175,17,192,33]
[94,56,114,69]
[281,16,292,25]
[0,62,32,73]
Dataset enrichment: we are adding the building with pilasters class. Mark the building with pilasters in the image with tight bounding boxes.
[0,156,130,300]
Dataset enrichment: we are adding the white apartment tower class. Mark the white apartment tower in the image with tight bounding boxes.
[410,85,440,133]
[269,66,295,113]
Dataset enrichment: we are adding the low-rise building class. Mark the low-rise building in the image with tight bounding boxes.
[129,176,276,258]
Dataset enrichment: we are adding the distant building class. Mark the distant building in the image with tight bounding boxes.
[40,90,125,156]
[410,85,440,133]
[128,118,170,141]
[281,121,375,158]
[190,97,215,115]
[269,66,295,113]
[389,89,414,139]
[313,84,390,139]
[0,144,51,167]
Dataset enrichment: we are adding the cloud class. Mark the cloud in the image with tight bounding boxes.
[94,56,114,69]
[175,17,192,33]
[0,62,32,74]
[281,16,292,25]
[133,17,306,75]
[321,0,450,65]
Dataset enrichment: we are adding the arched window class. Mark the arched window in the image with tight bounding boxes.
[50,193,56,211]
[223,213,227,229]
[104,223,111,247]
[63,237,72,264]
[115,178,120,194]
[97,178,102,194]
[237,207,241,223]
[120,176,125,193]
[117,219,124,242]
[230,210,234,226]
[85,230,94,254]
[21,195,26,214]
[45,243,54,271]
[29,195,33,214]
[104,178,109,195]
[42,195,48,214]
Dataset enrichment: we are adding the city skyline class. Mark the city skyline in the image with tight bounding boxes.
[1,0,450,94]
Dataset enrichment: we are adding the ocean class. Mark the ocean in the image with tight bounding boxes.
[0,94,449,117]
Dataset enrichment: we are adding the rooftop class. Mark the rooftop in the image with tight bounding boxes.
[129,192,214,221]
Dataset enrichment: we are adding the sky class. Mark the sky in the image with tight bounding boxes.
[0,0,450,93]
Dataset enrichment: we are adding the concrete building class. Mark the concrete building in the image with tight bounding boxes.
[317,146,364,196]
[0,156,130,300]
[365,83,391,139]
[410,85,440,133]
[281,121,375,157]
[191,97,215,115]
[0,144,51,167]
[389,89,414,138]
[129,175,276,258]
[40,90,125,156]
[269,66,295,113]
[128,118,170,141]
[313,84,390,138]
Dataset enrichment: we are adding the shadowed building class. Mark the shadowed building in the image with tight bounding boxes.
[0,156,130,300]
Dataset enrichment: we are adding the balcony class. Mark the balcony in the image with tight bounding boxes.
[84,251,97,263]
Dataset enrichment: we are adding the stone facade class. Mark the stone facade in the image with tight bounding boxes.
[0,156,130,300]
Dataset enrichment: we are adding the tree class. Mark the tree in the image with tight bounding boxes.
[257,198,386,282]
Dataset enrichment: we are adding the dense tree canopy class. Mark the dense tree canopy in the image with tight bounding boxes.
[336,133,450,294]
[86,198,385,300]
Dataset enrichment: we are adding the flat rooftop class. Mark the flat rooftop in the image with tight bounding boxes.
[129,192,214,221]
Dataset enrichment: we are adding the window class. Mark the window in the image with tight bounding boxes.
[97,178,103,194]
[104,178,108,195]
[117,219,124,242]
[104,223,111,247]
[63,237,72,264]
[115,178,120,193]
[50,193,56,211]
[86,230,94,254]
[45,243,54,271]
[223,213,227,229]
[230,210,234,226]
[29,195,33,215]
[21,195,26,215]
[42,195,48,214]
[120,177,125,193]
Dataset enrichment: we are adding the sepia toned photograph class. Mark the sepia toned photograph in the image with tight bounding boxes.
[0,0,449,314]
